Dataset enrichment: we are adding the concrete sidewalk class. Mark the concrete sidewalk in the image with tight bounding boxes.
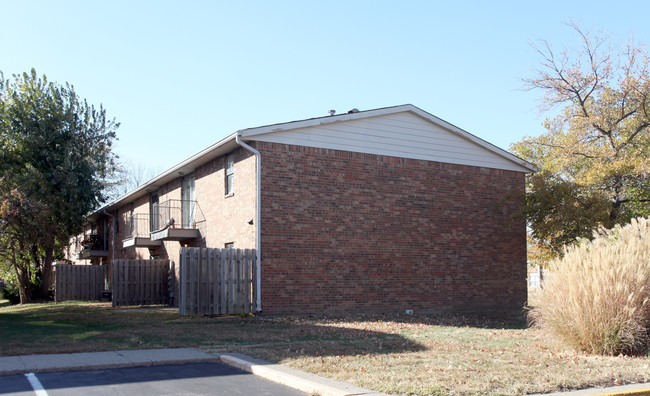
[0,348,387,396]
[0,348,218,375]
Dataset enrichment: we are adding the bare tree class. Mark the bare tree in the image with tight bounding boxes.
[511,23,650,260]
[104,159,161,202]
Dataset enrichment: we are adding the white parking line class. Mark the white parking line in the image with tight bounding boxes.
[25,373,49,396]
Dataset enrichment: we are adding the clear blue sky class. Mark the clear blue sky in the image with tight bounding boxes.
[3,1,650,173]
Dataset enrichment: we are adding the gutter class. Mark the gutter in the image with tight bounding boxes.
[235,133,262,313]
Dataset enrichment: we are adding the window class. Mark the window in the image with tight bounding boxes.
[225,242,234,249]
[225,153,234,195]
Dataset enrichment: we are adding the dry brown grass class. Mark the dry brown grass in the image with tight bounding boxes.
[214,315,650,395]
[1,303,649,395]
[530,218,650,355]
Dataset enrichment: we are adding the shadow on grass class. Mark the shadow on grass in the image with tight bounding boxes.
[211,310,529,362]
[280,310,530,330]
[0,303,431,358]
[217,315,429,359]
[0,302,530,362]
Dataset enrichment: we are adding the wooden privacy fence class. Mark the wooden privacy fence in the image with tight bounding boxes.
[55,264,106,302]
[112,259,170,307]
[179,247,257,316]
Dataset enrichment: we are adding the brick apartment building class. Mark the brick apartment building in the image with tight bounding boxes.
[66,104,536,315]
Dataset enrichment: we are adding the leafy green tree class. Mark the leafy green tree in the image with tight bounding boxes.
[0,179,56,302]
[0,69,118,300]
[512,24,650,261]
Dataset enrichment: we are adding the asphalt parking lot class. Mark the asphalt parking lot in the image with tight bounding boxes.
[0,362,307,396]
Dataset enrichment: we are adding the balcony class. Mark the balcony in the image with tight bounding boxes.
[150,199,205,242]
[79,234,109,259]
[122,214,162,248]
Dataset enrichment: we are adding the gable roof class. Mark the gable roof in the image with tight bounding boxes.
[239,104,537,173]
[90,104,536,220]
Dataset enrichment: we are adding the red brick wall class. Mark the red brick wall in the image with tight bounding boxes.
[66,148,257,296]
[257,141,527,315]
[197,147,257,251]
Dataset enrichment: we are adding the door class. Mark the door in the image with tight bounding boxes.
[150,193,159,231]
[182,175,195,228]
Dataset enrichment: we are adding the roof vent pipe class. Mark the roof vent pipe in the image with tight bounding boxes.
[328,109,336,116]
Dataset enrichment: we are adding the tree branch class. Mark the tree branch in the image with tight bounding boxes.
[618,122,650,151]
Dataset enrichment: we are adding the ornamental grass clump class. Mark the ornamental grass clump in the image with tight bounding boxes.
[530,217,650,355]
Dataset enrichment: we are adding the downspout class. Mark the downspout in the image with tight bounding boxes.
[103,210,115,290]
[235,133,262,313]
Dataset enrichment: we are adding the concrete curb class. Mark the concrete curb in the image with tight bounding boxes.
[599,390,650,396]
[531,382,650,396]
[0,348,219,376]
[219,353,389,396]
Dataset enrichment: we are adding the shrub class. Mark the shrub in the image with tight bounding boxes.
[529,218,650,355]
[0,280,47,305]
[0,283,21,305]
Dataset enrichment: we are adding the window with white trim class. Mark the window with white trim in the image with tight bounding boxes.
[225,153,234,195]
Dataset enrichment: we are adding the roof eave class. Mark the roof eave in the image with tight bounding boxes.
[86,132,240,222]
[407,106,539,173]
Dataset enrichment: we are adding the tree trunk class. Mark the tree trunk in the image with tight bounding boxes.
[40,244,54,300]
[12,260,32,304]
[18,282,31,304]
[609,200,622,222]
[609,178,624,222]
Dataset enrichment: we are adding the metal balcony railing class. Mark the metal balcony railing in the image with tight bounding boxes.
[155,199,206,231]
[124,214,153,239]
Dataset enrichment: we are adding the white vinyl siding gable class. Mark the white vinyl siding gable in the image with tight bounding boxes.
[247,111,530,172]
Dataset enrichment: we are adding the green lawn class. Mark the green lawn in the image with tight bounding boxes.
[0,302,648,395]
